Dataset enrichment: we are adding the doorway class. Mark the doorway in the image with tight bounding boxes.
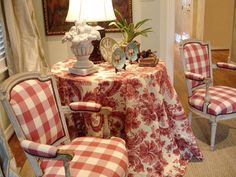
[175,0,193,43]
[175,0,234,49]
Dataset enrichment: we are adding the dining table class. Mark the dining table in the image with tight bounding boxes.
[51,58,203,177]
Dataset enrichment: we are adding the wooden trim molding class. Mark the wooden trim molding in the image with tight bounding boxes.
[160,0,175,83]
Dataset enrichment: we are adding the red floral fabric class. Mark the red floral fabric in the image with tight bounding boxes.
[51,59,203,177]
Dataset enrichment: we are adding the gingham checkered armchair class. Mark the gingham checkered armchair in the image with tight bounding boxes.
[179,39,236,150]
[0,72,128,177]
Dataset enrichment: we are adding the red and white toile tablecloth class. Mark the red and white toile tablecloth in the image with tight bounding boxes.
[51,58,203,177]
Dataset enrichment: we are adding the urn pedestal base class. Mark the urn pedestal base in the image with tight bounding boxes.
[69,41,98,76]
[69,65,98,76]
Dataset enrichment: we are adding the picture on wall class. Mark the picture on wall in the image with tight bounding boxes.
[42,0,132,35]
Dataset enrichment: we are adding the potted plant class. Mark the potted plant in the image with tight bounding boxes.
[109,9,152,46]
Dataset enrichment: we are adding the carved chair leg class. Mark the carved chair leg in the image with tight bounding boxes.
[103,114,110,138]
[64,160,71,177]
[188,111,192,125]
[101,107,112,138]
[210,121,217,151]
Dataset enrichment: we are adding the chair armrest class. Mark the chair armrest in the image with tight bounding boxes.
[185,72,212,113]
[20,140,73,160]
[185,71,205,81]
[66,102,112,138]
[21,140,73,177]
[20,140,58,158]
[216,62,236,70]
[69,102,102,112]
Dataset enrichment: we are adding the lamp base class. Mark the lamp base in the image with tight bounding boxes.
[69,65,98,76]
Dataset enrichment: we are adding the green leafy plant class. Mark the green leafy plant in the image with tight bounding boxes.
[109,9,152,45]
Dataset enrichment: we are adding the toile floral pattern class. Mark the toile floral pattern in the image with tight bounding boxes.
[51,59,203,177]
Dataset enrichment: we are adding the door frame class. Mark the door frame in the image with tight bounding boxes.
[160,0,175,82]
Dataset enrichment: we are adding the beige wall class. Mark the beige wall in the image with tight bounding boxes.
[175,0,234,48]
[32,1,161,67]
[175,0,192,37]
[204,0,234,49]
[175,0,183,35]
[192,0,205,39]
[230,2,236,63]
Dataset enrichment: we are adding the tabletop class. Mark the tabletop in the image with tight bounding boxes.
[52,58,203,177]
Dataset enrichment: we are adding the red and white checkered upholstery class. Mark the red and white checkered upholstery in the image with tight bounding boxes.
[216,62,236,70]
[189,86,236,116]
[69,102,102,112]
[185,71,205,81]
[39,137,128,177]
[2,73,129,177]
[21,140,58,158]
[9,79,65,144]
[183,42,211,88]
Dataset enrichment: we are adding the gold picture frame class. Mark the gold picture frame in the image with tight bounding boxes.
[42,0,133,35]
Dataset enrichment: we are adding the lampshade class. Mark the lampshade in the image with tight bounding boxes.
[66,0,116,22]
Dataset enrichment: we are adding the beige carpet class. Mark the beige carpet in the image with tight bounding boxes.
[20,115,236,177]
[184,115,236,177]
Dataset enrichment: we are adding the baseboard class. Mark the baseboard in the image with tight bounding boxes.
[211,48,229,51]
[4,124,14,141]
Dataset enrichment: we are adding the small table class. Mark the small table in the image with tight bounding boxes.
[52,58,203,176]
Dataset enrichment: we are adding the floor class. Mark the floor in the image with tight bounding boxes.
[8,133,26,168]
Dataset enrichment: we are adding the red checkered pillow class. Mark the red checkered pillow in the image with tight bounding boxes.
[40,137,128,177]
[10,79,65,144]
[189,86,236,115]
[216,62,236,70]
[183,42,211,88]
[21,140,58,158]
[69,102,102,112]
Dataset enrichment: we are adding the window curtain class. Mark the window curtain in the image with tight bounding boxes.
[1,0,48,74]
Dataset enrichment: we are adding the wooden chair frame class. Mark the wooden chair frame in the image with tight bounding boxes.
[0,72,114,177]
[179,39,236,150]
[0,124,19,177]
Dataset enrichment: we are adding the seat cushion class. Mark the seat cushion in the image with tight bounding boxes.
[189,86,236,116]
[40,137,128,177]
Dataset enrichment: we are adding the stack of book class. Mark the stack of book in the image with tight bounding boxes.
[139,55,159,67]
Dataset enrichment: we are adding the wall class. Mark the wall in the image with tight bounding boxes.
[204,0,234,49]
[175,0,192,39]
[192,0,205,39]
[230,2,236,63]
[32,1,172,76]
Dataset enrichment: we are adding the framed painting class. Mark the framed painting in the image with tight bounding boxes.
[42,0,132,35]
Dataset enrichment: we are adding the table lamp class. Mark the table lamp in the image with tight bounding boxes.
[62,0,116,76]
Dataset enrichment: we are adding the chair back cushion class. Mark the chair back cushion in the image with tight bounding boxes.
[183,42,211,88]
[9,79,65,145]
